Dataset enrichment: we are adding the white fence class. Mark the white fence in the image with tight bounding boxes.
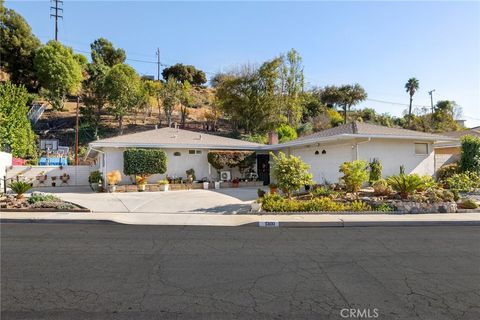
[6,165,94,187]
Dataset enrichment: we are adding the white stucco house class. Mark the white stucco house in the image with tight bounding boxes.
[86,122,453,186]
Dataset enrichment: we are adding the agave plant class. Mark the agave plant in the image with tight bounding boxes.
[386,174,425,199]
[9,181,33,199]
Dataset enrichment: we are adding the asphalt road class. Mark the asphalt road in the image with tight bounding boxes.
[1,224,479,320]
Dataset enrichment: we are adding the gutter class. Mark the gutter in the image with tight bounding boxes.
[355,138,371,160]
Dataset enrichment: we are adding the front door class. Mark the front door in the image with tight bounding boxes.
[256,154,270,185]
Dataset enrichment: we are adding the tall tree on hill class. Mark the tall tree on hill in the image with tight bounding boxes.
[90,38,126,67]
[0,1,41,91]
[160,76,181,128]
[0,82,37,158]
[280,49,304,126]
[104,64,143,135]
[320,84,367,123]
[162,63,207,86]
[179,81,192,128]
[34,41,85,110]
[405,77,419,126]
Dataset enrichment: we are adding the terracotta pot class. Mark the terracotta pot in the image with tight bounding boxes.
[269,187,278,194]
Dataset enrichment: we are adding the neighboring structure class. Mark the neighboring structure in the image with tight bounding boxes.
[87,122,453,186]
[434,126,480,171]
[0,151,13,191]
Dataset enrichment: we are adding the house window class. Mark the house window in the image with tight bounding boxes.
[188,150,202,155]
[414,143,428,155]
[173,152,181,156]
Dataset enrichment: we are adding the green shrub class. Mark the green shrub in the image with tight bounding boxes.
[260,194,347,212]
[9,181,32,199]
[123,148,167,177]
[446,172,480,192]
[459,135,480,173]
[458,199,478,209]
[28,193,60,204]
[88,170,103,184]
[270,152,313,198]
[368,158,382,183]
[386,174,425,199]
[339,160,369,192]
[375,203,395,212]
[372,179,392,196]
[56,202,76,210]
[207,150,254,170]
[350,200,372,212]
[311,186,334,197]
[276,124,297,143]
[436,163,459,182]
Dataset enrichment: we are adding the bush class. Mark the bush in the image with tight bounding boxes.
[260,194,347,212]
[311,186,334,197]
[368,158,382,183]
[459,135,480,173]
[257,188,266,198]
[56,202,76,210]
[445,172,480,192]
[436,163,459,182]
[375,203,395,212]
[106,170,122,185]
[372,179,392,196]
[123,148,167,177]
[339,160,369,192]
[88,170,103,184]
[28,193,60,204]
[207,151,255,170]
[9,181,32,199]
[458,199,478,209]
[386,174,425,199]
[270,152,314,197]
[276,124,297,143]
[350,200,372,212]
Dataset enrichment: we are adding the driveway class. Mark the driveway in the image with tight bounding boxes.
[30,187,260,214]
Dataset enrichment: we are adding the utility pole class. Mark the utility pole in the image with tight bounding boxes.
[156,48,161,81]
[74,96,80,166]
[428,89,436,114]
[50,0,63,41]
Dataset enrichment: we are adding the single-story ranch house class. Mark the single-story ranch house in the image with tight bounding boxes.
[86,122,453,186]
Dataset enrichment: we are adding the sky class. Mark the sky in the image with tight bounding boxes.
[5,0,480,127]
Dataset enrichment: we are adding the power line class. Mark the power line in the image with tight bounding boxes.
[50,0,63,41]
[365,98,429,108]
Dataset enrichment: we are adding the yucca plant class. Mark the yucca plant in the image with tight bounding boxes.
[386,174,424,199]
[9,181,33,199]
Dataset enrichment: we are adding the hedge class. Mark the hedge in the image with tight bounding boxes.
[123,148,167,176]
[207,151,254,170]
[460,135,480,173]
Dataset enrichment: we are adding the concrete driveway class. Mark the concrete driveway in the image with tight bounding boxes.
[30,187,260,214]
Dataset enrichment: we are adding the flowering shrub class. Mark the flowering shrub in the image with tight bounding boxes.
[107,170,122,185]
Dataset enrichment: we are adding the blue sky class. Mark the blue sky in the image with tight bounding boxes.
[6,0,480,127]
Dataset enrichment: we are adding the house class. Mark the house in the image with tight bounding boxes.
[434,126,480,171]
[86,122,453,186]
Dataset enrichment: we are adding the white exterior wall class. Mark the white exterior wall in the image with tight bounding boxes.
[100,147,246,184]
[0,151,12,190]
[6,165,93,186]
[278,138,435,185]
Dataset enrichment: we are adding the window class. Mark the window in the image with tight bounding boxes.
[173,152,181,156]
[188,150,202,155]
[414,143,428,155]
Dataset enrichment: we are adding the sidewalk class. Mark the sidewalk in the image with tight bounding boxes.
[1,211,480,227]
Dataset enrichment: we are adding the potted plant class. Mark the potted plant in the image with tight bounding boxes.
[232,177,240,188]
[269,183,278,194]
[36,171,47,185]
[157,179,169,191]
[202,179,209,190]
[60,172,70,185]
[51,176,57,187]
[88,171,103,192]
[107,170,122,192]
[186,168,196,183]
[136,176,147,192]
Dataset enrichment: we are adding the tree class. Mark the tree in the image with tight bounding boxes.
[459,135,480,174]
[162,63,207,86]
[405,77,419,125]
[34,41,84,110]
[160,76,181,128]
[270,152,313,198]
[104,64,143,134]
[90,38,126,67]
[279,49,304,126]
[432,100,460,132]
[142,79,162,123]
[0,2,41,91]
[321,84,367,123]
[81,61,110,139]
[0,82,36,158]
[179,81,192,128]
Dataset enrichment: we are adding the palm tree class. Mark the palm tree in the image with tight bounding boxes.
[405,78,419,125]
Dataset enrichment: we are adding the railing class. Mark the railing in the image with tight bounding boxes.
[27,103,46,125]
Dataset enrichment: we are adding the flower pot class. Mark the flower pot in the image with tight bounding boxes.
[214,181,221,189]
[90,182,100,192]
[159,184,169,192]
[269,187,278,194]
[108,185,117,193]
[203,182,209,190]
[138,184,146,192]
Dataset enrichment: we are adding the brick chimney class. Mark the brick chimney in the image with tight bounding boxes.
[268,131,278,145]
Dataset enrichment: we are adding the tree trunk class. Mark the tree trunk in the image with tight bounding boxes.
[343,105,348,124]
[408,96,413,125]
[118,116,124,135]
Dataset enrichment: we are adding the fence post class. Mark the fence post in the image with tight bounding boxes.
[3,176,6,194]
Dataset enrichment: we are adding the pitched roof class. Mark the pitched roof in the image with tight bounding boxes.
[270,121,453,149]
[435,127,480,148]
[89,127,263,150]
